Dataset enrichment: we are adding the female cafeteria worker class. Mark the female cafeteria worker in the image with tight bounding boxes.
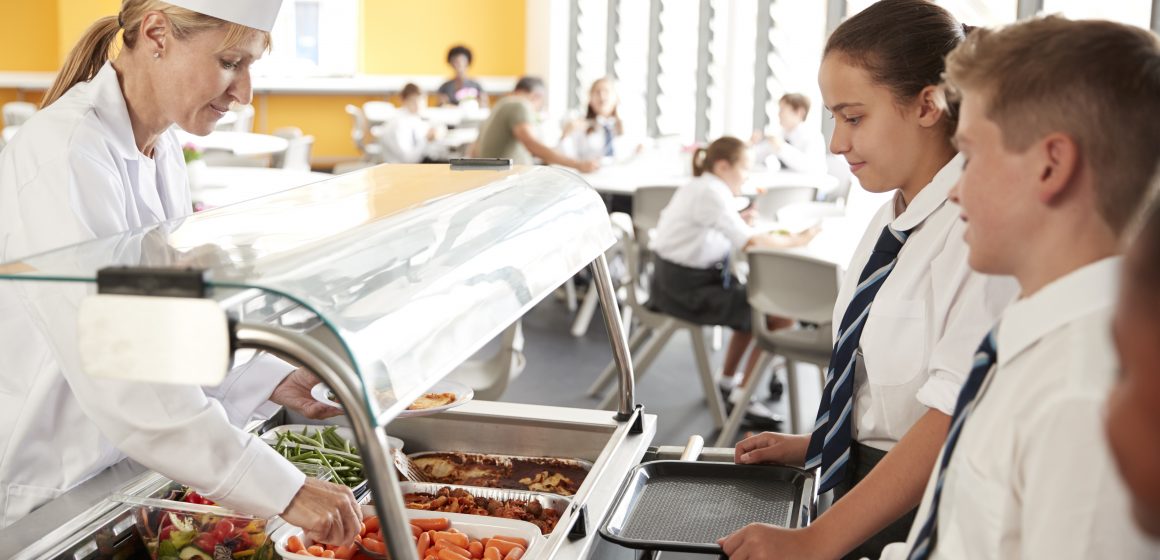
[0,0,361,545]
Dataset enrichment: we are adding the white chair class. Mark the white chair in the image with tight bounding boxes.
[714,249,840,446]
[445,321,525,401]
[345,104,384,163]
[753,186,818,220]
[588,185,730,430]
[269,127,314,171]
[2,101,36,127]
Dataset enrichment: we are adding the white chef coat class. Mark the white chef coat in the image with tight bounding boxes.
[834,154,1018,451]
[0,62,302,528]
[882,257,1160,559]
[380,111,432,164]
[650,173,754,269]
[755,124,827,174]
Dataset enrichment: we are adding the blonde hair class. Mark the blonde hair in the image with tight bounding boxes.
[42,0,270,108]
[692,136,747,177]
[944,16,1160,234]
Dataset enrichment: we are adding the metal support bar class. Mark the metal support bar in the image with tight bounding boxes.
[590,254,637,419]
[233,323,418,560]
[645,0,663,138]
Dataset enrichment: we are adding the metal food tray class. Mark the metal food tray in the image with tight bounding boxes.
[407,451,594,495]
[599,460,814,554]
[399,481,571,534]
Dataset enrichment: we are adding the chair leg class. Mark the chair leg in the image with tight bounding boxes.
[599,321,676,409]
[569,286,601,337]
[711,325,723,351]
[714,351,773,447]
[564,278,578,312]
[690,326,727,430]
[587,325,651,397]
[785,360,800,434]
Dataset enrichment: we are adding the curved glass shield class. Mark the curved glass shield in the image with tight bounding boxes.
[0,164,614,425]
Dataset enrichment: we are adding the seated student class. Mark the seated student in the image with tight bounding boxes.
[751,93,826,174]
[380,83,443,164]
[648,136,815,423]
[721,2,1018,558]
[559,77,639,162]
[1107,195,1160,539]
[884,16,1160,559]
[473,76,599,173]
[437,45,489,108]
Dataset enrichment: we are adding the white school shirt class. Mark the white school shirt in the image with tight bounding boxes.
[834,154,1018,451]
[0,62,301,527]
[380,111,432,164]
[649,173,754,269]
[559,117,620,162]
[882,257,1159,560]
[754,125,827,174]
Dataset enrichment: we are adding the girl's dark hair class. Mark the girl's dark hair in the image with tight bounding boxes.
[825,0,967,135]
[447,45,473,65]
[692,136,747,177]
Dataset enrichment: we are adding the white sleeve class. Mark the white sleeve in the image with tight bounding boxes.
[775,132,827,174]
[1015,395,1158,558]
[202,352,293,427]
[691,187,753,250]
[916,221,1017,415]
[21,283,304,518]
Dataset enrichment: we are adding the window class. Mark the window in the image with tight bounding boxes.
[1041,0,1153,28]
[655,0,702,140]
[253,0,359,77]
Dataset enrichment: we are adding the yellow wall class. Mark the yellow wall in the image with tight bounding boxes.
[0,0,60,71]
[1,0,527,162]
[360,0,525,76]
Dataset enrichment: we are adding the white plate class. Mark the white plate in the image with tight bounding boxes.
[272,506,542,560]
[310,380,474,418]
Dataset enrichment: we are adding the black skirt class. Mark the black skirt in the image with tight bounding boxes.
[647,256,752,332]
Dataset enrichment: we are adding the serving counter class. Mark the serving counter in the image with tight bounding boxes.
[0,163,657,559]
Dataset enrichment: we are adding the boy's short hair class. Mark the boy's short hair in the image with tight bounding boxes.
[780,93,810,117]
[944,16,1160,234]
[514,76,545,94]
[401,83,421,99]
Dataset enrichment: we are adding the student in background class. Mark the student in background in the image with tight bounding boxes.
[649,136,815,423]
[751,93,827,174]
[380,83,442,164]
[883,17,1160,559]
[1107,193,1160,540]
[559,77,639,162]
[721,2,1017,558]
[437,45,488,108]
[473,76,599,173]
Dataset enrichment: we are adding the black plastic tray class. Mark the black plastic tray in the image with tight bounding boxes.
[599,460,814,554]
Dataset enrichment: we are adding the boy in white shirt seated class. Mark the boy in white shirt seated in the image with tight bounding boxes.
[888,16,1160,559]
[751,93,827,175]
[380,83,440,164]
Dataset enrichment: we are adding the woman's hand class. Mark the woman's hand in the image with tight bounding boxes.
[281,478,362,546]
[269,368,343,420]
[719,523,827,560]
[734,431,810,466]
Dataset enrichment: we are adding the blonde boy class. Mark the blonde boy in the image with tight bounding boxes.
[890,17,1160,559]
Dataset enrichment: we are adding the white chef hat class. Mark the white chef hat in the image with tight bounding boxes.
[164,0,283,33]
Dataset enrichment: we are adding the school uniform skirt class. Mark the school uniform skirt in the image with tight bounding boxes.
[647,256,752,332]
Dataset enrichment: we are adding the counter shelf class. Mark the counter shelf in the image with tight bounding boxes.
[0,164,648,559]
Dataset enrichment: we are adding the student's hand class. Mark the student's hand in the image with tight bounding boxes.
[719,523,826,560]
[740,207,758,225]
[269,368,344,420]
[768,135,785,152]
[735,431,810,466]
[575,159,601,173]
[281,478,362,546]
[426,127,439,141]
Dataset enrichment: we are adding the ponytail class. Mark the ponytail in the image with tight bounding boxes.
[693,136,747,177]
[42,16,120,108]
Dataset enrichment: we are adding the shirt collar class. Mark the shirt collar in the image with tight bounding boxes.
[890,153,964,232]
[698,172,731,194]
[997,256,1122,366]
[91,62,141,161]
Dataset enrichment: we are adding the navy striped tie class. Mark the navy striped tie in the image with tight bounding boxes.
[805,224,911,493]
[907,330,999,560]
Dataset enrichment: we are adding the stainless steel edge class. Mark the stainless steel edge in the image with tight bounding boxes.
[591,254,636,419]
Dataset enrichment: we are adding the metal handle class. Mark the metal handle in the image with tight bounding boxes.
[591,253,637,419]
[679,435,704,462]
